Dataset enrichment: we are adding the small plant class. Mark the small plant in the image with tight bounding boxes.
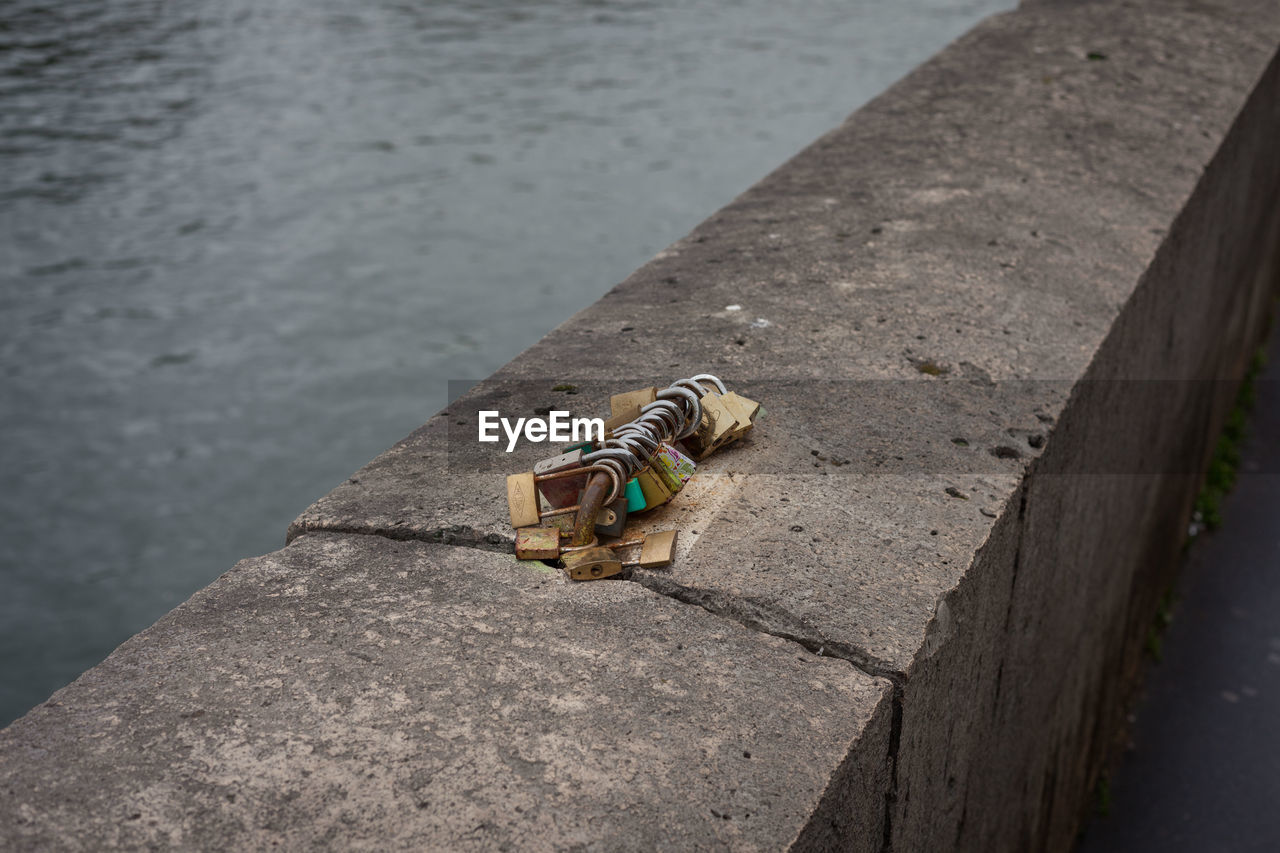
[1095,774,1112,817]
[1144,626,1163,662]
[1154,588,1175,631]
[1190,346,1267,533]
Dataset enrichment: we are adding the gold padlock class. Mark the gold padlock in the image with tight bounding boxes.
[633,462,675,511]
[634,529,677,568]
[514,527,561,560]
[560,530,678,580]
[687,391,737,460]
[505,466,620,529]
[562,546,624,581]
[602,409,636,437]
[714,391,759,447]
[514,527,618,561]
[610,387,657,419]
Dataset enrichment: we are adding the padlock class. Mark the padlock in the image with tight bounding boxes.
[561,546,624,581]
[517,529,629,564]
[632,462,675,511]
[624,476,647,512]
[610,387,657,420]
[560,530,678,579]
[514,527,561,560]
[595,496,628,538]
[653,442,696,488]
[514,526,626,562]
[668,376,737,460]
[631,529,677,569]
[689,392,736,459]
[533,448,587,509]
[505,465,620,529]
[650,454,683,494]
[715,391,759,446]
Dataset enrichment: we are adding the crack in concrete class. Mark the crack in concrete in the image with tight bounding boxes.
[293,522,904,681]
[289,523,514,553]
[628,570,905,682]
[295,520,911,849]
[620,571,909,852]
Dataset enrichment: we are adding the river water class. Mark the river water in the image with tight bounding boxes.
[0,0,1011,724]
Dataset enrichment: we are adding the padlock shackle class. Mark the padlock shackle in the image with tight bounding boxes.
[581,446,642,475]
[610,430,659,456]
[593,457,629,491]
[569,470,613,548]
[654,390,700,439]
[638,400,685,437]
[535,464,622,507]
[610,436,656,465]
[616,420,664,446]
[689,373,728,395]
[559,536,600,554]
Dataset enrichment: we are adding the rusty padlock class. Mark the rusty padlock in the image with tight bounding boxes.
[506,465,620,529]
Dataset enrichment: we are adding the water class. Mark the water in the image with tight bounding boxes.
[0,0,1012,725]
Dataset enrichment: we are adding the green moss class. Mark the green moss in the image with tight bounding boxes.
[1192,346,1267,532]
[1154,588,1175,631]
[1144,626,1163,662]
[551,383,579,394]
[1095,774,1112,817]
[916,361,947,376]
[1143,586,1177,664]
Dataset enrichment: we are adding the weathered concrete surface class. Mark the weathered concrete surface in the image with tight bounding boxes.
[0,533,892,851]
[283,0,1280,849]
[5,0,1280,849]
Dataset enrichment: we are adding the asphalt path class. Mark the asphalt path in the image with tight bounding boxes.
[1078,325,1280,852]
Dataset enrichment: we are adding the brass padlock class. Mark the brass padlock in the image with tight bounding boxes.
[563,532,680,578]
[610,387,657,420]
[513,527,624,562]
[562,546,624,581]
[602,409,636,437]
[514,527,561,560]
[632,462,675,511]
[505,466,620,529]
[627,529,677,569]
[688,392,737,459]
[714,391,759,447]
[560,530,678,580]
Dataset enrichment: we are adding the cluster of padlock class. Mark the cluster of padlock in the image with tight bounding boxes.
[505,373,761,581]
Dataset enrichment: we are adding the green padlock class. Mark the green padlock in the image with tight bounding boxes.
[624,477,646,512]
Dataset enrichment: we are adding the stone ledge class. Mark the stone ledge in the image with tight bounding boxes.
[4,0,1280,849]
[284,0,1280,846]
[0,533,892,851]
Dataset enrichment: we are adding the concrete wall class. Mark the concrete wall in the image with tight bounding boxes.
[3,0,1279,850]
